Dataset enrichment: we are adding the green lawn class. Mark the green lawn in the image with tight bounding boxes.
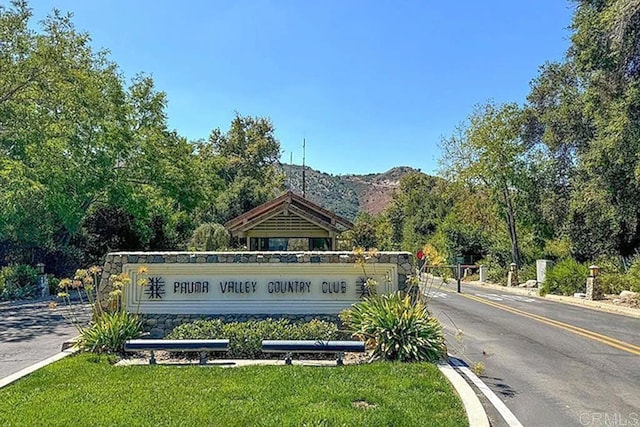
[0,354,467,427]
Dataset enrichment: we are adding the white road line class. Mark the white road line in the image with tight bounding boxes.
[439,363,490,427]
[478,293,504,301]
[500,295,537,303]
[474,293,538,303]
[426,291,448,299]
[449,358,524,427]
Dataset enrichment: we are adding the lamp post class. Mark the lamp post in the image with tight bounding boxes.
[35,263,47,297]
[455,255,463,293]
[508,262,518,287]
[586,265,601,300]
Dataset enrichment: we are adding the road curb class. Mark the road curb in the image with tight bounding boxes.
[438,362,490,427]
[0,347,78,389]
[462,280,540,297]
[62,335,81,351]
[543,294,640,318]
[464,281,640,319]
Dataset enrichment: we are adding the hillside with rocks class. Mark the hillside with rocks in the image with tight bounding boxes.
[281,164,419,221]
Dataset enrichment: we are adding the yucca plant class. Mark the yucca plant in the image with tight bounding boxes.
[340,292,446,362]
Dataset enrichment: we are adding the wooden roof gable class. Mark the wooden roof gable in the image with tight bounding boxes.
[225,191,353,234]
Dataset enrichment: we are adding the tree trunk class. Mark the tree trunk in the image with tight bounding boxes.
[502,186,521,267]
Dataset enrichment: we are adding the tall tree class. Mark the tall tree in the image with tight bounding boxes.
[204,114,283,224]
[0,2,204,268]
[0,2,133,257]
[524,0,640,259]
[209,114,282,186]
[440,102,530,266]
[386,171,451,254]
[571,0,640,258]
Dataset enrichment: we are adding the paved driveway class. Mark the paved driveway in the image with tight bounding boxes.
[0,298,90,380]
[427,278,640,426]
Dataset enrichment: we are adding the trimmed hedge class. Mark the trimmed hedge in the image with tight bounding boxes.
[166,318,346,359]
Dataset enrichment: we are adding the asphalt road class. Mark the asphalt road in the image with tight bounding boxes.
[425,278,640,427]
[0,298,89,380]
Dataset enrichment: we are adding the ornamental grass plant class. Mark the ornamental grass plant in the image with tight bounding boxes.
[76,310,143,354]
[342,247,447,363]
[340,291,447,363]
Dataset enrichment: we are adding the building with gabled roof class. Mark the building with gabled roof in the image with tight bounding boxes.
[224,191,353,251]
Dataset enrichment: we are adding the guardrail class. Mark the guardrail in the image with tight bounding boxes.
[124,339,230,364]
[261,340,366,365]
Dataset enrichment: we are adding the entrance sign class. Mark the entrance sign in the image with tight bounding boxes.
[123,262,399,315]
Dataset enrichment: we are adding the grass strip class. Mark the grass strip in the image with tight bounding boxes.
[0,353,466,426]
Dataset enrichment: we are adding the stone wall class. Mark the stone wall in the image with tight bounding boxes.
[101,251,413,338]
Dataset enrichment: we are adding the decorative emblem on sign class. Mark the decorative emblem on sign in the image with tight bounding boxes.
[356,276,371,299]
[146,277,166,299]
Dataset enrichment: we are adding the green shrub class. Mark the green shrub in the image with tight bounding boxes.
[188,223,230,251]
[624,257,640,293]
[0,264,39,300]
[167,318,340,359]
[543,237,573,260]
[224,319,292,358]
[598,272,634,295]
[518,263,537,283]
[340,292,446,363]
[77,311,142,354]
[47,275,60,296]
[167,318,225,339]
[589,255,637,294]
[594,254,625,274]
[540,258,589,296]
[477,257,507,285]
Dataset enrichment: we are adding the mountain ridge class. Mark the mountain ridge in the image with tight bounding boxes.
[280,164,419,221]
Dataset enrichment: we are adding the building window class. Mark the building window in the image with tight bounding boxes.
[250,237,331,251]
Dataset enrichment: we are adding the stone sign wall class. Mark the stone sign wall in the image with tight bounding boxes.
[101,251,413,337]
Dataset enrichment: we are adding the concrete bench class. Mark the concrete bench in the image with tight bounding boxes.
[262,340,366,365]
[124,339,230,365]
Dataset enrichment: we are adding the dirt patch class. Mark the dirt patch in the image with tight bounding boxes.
[602,294,640,309]
[352,400,377,409]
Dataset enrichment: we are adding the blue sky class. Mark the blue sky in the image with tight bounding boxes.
[30,1,574,175]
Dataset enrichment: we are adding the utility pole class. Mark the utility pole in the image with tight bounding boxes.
[302,138,306,198]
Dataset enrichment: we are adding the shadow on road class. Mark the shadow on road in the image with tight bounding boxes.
[448,356,519,399]
[0,299,91,343]
[481,376,518,398]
